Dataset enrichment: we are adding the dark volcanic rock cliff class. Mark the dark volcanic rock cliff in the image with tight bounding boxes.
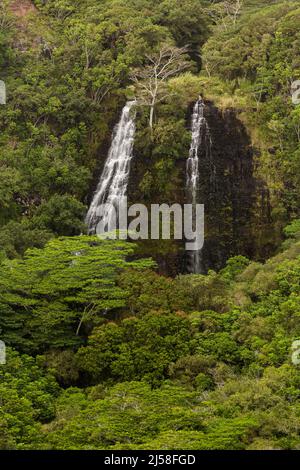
[127,101,275,275]
[196,102,272,273]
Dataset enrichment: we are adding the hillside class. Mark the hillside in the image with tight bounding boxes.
[1,0,300,451]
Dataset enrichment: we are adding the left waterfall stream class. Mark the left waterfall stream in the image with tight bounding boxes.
[85,101,136,235]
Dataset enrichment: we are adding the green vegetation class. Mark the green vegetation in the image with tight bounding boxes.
[1,0,300,451]
[202,1,300,223]
[2,225,300,449]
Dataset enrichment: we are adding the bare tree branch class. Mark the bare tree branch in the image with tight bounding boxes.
[205,0,243,30]
[130,45,190,130]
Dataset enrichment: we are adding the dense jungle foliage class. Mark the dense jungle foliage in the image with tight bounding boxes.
[1,0,300,450]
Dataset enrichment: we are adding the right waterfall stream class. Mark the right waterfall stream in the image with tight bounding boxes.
[186,97,213,274]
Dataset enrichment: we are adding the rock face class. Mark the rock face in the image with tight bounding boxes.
[193,102,272,273]
[103,100,274,276]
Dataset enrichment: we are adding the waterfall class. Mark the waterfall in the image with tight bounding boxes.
[186,97,212,274]
[86,101,136,234]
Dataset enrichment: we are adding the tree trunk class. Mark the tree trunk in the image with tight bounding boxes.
[149,104,154,130]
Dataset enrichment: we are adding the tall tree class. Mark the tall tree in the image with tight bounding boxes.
[0,236,154,352]
[131,45,190,129]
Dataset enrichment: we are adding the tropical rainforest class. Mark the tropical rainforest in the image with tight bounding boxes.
[1,0,300,451]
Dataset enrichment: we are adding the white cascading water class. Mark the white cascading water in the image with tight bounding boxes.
[186,97,212,274]
[86,101,136,234]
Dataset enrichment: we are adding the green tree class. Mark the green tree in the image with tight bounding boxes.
[0,236,154,352]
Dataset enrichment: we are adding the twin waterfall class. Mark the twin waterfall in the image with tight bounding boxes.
[86,101,136,234]
[186,98,212,274]
[86,97,212,275]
